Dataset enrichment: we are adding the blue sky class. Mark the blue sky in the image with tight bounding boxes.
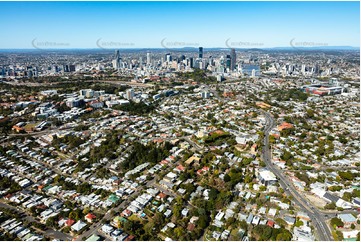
[0,1,359,48]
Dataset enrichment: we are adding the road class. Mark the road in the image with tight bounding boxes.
[261,111,333,241]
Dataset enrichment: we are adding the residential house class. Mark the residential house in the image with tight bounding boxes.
[71,220,87,232]
[337,214,357,229]
[85,213,96,223]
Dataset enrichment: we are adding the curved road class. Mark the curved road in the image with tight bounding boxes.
[262,111,333,241]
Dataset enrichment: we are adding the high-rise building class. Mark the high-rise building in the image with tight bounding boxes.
[0,66,5,77]
[69,65,76,72]
[27,70,33,78]
[301,64,306,74]
[63,64,76,72]
[166,53,172,62]
[126,89,134,100]
[188,57,194,68]
[79,89,94,98]
[230,48,236,71]
[115,50,120,60]
[198,47,203,58]
[201,91,210,99]
[52,65,58,73]
[315,64,320,74]
[208,56,213,65]
[146,52,151,66]
[114,50,121,70]
[193,59,201,69]
[226,55,231,69]
[251,69,256,78]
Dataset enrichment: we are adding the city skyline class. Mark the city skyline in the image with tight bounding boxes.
[0,1,360,49]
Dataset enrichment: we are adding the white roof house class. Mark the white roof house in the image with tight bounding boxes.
[258,170,277,186]
[338,214,357,224]
[71,220,87,232]
[215,211,225,221]
[101,224,114,234]
[268,208,277,217]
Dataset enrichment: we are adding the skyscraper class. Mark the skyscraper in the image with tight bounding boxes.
[146,52,151,66]
[69,65,76,72]
[0,66,5,77]
[115,50,120,60]
[226,55,231,69]
[189,57,194,68]
[198,47,203,58]
[63,65,69,72]
[114,50,121,70]
[126,89,134,100]
[301,64,306,74]
[251,69,256,78]
[315,64,320,74]
[208,56,213,65]
[166,53,172,62]
[201,90,210,99]
[230,48,236,71]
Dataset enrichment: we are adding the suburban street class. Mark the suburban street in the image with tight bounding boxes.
[261,111,333,241]
[0,201,72,241]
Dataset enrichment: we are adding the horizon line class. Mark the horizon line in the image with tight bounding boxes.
[0,46,359,50]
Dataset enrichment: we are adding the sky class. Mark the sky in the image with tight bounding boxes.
[0,1,359,49]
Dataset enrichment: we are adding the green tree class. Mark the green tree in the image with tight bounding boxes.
[208,188,219,200]
[281,150,293,161]
[276,231,293,241]
[46,216,58,228]
[252,225,272,240]
[330,217,344,227]
[338,171,355,181]
[335,230,344,240]
[224,174,231,182]
[275,218,287,228]
[174,227,185,239]
[295,219,304,227]
[198,215,209,229]
[352,189,360,198]
[342,192,352,202]
[324,202,336,210]
[83,207,90,215]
